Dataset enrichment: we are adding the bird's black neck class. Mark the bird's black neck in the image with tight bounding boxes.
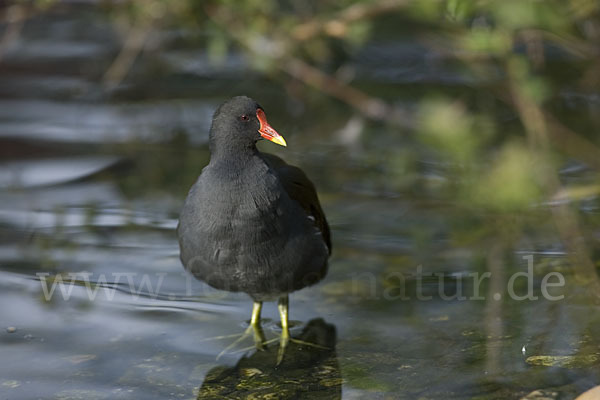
[208,142,260,171]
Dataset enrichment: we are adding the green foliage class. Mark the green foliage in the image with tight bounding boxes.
[470,141,544,211]
[508,56,553,104]
[445,0,475,22]
[461,27,511,56]
[206,25,229,65]
[418,99,493,164]
[408,0,599,215]
[491,0,568,32]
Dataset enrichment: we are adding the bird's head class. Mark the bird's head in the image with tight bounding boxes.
[209,96,287,152]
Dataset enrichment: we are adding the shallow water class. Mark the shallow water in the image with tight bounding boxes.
[1,4,599,400]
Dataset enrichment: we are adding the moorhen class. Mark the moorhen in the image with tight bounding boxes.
[177,96,331,361]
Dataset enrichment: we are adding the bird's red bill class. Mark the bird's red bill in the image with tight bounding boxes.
[257,109,287,147]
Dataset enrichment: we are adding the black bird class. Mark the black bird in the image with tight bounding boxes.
[177,96,331,360]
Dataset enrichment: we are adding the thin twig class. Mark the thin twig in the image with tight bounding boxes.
[0,4,27,63]
[520,28,599,59]
[103,23,152,89]
[292,0,413,40]
[507,63,600,297]
[484,240,504,375]
[492,87,600,171]
[284,58,401,122]
[204,3,412,127]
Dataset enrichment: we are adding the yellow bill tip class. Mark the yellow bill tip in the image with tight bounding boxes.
[270,135,287,147]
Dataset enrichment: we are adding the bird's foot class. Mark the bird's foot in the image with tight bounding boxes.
[288,337,329,350]
[269,329,331,365]
[275,332,330,365]
[215,323,267,360]
[276,334,288,365]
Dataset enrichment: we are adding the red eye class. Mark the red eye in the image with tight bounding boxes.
[240,114,249,121]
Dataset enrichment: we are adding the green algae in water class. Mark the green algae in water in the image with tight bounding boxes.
[526,355,599,369]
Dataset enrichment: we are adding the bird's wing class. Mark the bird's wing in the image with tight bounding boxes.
[261,153,331,254]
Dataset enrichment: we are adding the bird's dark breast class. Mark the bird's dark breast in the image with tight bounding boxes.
[177,169,329,300]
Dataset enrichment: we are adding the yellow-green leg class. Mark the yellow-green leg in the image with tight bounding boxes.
[250,301,266,349]
[250,301,262,325]
[276,295,330,364]
[277,295,290,364]
[217,300,266,360]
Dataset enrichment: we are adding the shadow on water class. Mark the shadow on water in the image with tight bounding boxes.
[199,319,341,400]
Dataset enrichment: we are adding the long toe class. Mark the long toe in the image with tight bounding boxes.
[216,324,267,360]
[276,334,290,365]
[252,324,267,351]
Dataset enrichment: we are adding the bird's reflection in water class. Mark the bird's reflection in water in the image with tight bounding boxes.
[198,318,341,399]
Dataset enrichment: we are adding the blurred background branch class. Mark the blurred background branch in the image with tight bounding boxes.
[102,23,152,88]
[0,3,28,61]
[292,0,412,40]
